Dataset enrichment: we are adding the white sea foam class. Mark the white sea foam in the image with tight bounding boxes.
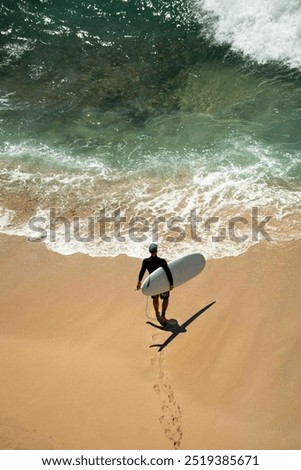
[2,39,36,67]
[0,93,16,110]
[0,207,15,230]
[1,162,300,260]
[1,136,300,260]
[0,141,114,177]
[193,0,301,69]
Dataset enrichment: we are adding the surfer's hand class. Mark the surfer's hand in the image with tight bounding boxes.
[136,281,141,290]
[170,285,174,291]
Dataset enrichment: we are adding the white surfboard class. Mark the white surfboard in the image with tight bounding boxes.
[141,253,206,296]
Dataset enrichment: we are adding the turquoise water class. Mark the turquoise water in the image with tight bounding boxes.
[0,0,300,258]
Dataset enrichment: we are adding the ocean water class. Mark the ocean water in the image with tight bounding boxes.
[0,0,300,259]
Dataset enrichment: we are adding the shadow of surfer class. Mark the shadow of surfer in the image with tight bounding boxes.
[147,301,216,352]
[146,318,185,334]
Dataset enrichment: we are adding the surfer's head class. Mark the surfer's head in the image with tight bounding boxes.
[149,243,158,254]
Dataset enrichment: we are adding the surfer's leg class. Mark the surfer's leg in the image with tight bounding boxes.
[151,295,160,321]
[160,292,170,323]
[162,297,169,315]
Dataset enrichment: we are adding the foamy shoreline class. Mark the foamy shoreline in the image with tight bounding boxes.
[1,202,300,261]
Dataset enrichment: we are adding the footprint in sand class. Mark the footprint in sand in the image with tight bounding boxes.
[151,353,183,450]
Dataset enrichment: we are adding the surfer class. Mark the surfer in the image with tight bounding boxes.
[136,243,174,325]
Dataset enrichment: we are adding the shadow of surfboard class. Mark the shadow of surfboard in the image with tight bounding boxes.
[147,301,216,352]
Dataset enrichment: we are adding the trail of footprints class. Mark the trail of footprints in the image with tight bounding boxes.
[151,353,183,450]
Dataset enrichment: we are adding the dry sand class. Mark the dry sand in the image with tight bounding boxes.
[0,234,300,450]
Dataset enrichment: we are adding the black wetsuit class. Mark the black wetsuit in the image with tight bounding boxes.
[138,255,173,286]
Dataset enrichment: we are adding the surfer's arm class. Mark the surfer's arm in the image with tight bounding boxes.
[137,260,147,289]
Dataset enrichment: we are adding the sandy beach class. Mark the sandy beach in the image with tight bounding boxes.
[0,233,300,450]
